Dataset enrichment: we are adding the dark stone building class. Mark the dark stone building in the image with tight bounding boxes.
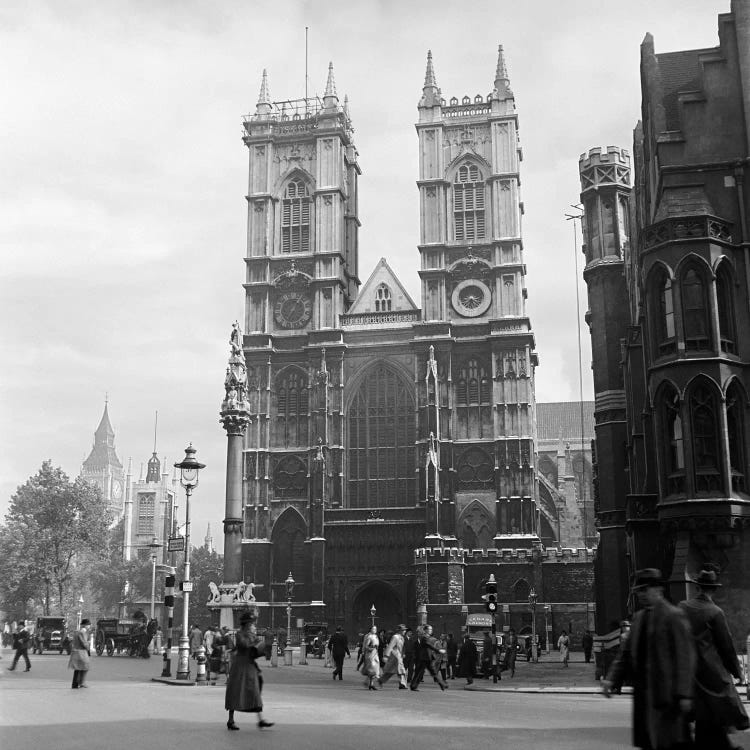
[582,0,750,642]
[215,48,595,643]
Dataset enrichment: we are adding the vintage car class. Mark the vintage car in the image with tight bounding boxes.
[32,616,71,654]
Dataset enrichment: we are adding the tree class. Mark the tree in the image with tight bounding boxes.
[0,462,112,619]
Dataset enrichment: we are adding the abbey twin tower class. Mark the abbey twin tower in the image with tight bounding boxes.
[216,48,595,639]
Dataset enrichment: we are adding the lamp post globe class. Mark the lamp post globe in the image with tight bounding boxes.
[173,444,205,680]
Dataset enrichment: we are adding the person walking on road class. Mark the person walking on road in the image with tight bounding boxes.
[504,628,518,677]
[445,633,458,679]
[69,619,91,689]
[328,626,350,681]
[557,630,570,667]
[189,623,203,660]
[410,625,447,691]
[360,626,381,690]
[7,620,30,672]
[602,568,695,750]
[679,567,749,749]
[225,613,274,731]
[403,628,416,684]
[379,624,408,689]
[457,633,478,685]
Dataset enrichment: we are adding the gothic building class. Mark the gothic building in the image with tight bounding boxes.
[581,1,750,641]
[80,402,125,521]
[219,49,595,638]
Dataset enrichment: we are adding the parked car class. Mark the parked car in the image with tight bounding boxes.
[32,616,71,654]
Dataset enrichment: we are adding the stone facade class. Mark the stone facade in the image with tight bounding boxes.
[218,49,595,641]
[582,1,750,644]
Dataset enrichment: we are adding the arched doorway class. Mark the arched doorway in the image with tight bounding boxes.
[351,581,402,635]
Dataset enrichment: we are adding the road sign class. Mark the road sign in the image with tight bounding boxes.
[181,581,193,592]
[168,536,185,552]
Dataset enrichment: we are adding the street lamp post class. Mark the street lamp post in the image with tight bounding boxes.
[174,444,205,681]
[370,604,376,628]
[77,594,84,630]
[284,572,295,665]
[543,604,551,655]
[148,537,163,620]
[529,588,538,663]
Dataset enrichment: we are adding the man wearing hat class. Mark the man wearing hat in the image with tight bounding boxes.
[328,625,350,681]
[679,567,748,749]
[602,568,695,749]
[379,624,408,689]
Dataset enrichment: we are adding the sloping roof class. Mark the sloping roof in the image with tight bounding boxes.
[347,257,418,315]
[654,185,715,220]
[82,404,123,471]
[536,402,595,442]
[656,48,710,131]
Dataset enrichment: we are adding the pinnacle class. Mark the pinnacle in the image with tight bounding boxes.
[324,61,338,99]
[495,44,509,84]
[257,68,271,105]
[423,49,438,90]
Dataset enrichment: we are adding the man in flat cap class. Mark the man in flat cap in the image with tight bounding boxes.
[602,568,695,749]
[679,566,748,749]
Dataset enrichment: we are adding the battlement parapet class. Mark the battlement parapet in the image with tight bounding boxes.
[579,146,631,171]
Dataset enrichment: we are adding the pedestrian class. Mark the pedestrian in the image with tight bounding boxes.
[69,619,91,689]
[445,633,458,679]
[222,625,235,675]
[582,629,594,664]
[208,630,224,683]
[481,631,493,678]
[379,623,408,689]
[679,567,749,749]
[602,568,695,750]
[434,633,448,683]
[189,623,203,660]
[225,612,274,731]
[403,628,416,684]
[557,630,570,667]
[410,624,447,691]
[457,633,478,685]
[328,625,350,681]
[7,619,31,672]
[355,632,365,672]
[504,628,518,677]
[360,625,381,690]
[378,629,387,667]
[204,624,216,654]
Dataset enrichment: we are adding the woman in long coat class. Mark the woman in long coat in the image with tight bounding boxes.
[225,614,274,730]
[69,618,91,689]
[379,624,407,689]
[457,634,478,685]
[557,630,570,667]
[360,625,381,690]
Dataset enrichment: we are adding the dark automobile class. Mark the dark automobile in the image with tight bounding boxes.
[32,616,71,654]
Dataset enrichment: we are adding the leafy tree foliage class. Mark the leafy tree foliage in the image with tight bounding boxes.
[0,461,112,620]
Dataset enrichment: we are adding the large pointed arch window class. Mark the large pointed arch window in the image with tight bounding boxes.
[455,358,492,439]
[348,365,416,508]
[681,266,711,351]
[281,178,311,253]
[660,386,685,495]
[727,382,747,493]
[453,163,485,242]
[716,264,736,354]
[275,369,308,447]
[271,509,307,596]
[690,381,723,494]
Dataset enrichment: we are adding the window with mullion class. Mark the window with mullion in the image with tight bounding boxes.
[681,267,711,351]
[690,383,723,494]
[727,383,747,493]
[453,164,486,243]
[281,178,311,253]
[717,265,736,354]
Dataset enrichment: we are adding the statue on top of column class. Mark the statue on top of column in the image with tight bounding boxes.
[221,321,251,432]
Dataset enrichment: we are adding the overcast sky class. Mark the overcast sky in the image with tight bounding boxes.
[0,0,729,552]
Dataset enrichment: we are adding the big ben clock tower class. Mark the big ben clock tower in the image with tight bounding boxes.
[81,401,125,521]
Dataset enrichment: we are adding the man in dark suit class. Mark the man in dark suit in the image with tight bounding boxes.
[328,626,350,680]
[603,568,695,750]
[680,567,748,749]
[409,625,447,691]
[8,620,31,672]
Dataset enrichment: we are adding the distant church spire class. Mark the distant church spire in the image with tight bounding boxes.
[419,50,441,108]
[146,410,160,483]
[83,401,122,470]
[204,523,214,553]
[255,69,273,116]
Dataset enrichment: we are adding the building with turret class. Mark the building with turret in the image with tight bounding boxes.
[80,402,125,521]
[216,48,596,641]
[580,0,750,642]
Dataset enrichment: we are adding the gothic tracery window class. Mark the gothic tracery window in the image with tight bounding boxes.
[271,509,307,591]
[281,178,311,253]
[375,283,392,312]
[348,365,416,508]
[652,269,676,357]
[272,455,308,499]
[661,386,685,495]
[453,163,485,242]
[275,369,309,447]
[690,382,723,494]
[716,264,736,354]
[726,382,747,494]
[681,266,711,351]
[455,358,492,439]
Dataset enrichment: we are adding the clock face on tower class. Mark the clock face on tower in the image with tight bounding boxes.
[112,479,122,500]
[451,279,492,318]
[274,291,312,329]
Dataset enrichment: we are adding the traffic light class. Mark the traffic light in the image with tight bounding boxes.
[483,574,498,614]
